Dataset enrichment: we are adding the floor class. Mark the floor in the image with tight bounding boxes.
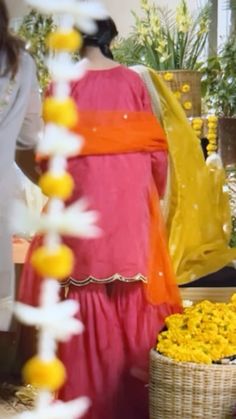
[0,381,35,416]
[0,266,235,417]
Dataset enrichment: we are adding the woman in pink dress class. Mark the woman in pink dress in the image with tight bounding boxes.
[19,18,181,419]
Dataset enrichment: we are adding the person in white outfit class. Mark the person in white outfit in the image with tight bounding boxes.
[0,0,42,331]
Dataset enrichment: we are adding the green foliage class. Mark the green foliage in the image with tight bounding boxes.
[200,37,236,117]
[113,0,210,71]
[112,36,145,67]
[16,9,55,92]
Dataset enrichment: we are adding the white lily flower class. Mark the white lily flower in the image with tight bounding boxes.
[13,397,90,419]
[25,0,108,33]
[15,300,83,341]
[47,57,88,82]
[11,200,101,238]
[38,124,83,157]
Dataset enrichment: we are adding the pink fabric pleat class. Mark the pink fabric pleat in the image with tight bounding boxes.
[58,282,179,419]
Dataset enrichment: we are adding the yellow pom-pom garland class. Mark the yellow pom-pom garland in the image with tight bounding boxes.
[207,115,218,156]
[192,117,203,138]
[39,172,74,199]
[31,244,74,279]
[23,356,66,391]
[47,29,82,52]
[43,97,79,128]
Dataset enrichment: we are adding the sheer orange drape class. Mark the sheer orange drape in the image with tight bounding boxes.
[75,111,181,307]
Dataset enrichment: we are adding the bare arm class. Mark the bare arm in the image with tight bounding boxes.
[15,149,40,184]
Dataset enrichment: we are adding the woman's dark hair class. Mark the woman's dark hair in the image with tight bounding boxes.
[81,18,118,59]
[0,0,25,78]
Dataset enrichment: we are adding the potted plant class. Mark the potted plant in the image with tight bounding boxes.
[113,0,210,117]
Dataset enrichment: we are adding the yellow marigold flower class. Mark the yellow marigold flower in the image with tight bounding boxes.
[194,129,202,138]
[207,115,218,123]
[231,293,236,304]
[192,349,212,364]
[193,118,203,125]
[193,125,203,131]
[47,29,82,52]
[183,101,192,110]
[31,245,74,279]
[208,133,217,141]
[43,97,79,128]
[207,144,217,152]
[39,172,74,200]
[192,123,202,130]
[181,83,191,93]
[165,313,185,329]
[23,356,66,391]
[163,72,174,81]
[208,122,217,129]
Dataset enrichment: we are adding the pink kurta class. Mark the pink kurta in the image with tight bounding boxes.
[19,65,180,419]
[64,66,168,284]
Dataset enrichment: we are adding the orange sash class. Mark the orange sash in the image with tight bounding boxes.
[75,111,181,307]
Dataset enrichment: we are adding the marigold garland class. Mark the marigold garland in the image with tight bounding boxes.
[31,244,74,279]
[23,356,66,391]
[43,97,79,128]
[13,2,106,418]
[47,29,82,52]
[207,115,218,156]
[39,172,74,199]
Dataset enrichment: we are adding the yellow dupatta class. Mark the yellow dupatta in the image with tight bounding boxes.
[148,68,236,285]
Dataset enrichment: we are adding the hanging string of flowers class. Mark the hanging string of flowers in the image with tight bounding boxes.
[12,1,107,418]
[190,116,218,155]
[206,115,218,156]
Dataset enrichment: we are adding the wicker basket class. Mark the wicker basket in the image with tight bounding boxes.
[158,70,202,117]
[150,349,236,419]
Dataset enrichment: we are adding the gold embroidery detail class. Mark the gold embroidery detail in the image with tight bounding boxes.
[60,273,147,287]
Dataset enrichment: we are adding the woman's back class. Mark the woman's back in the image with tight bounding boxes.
[65,66,167,283]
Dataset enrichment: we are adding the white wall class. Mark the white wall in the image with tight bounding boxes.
[8,0,229,41]
[8,0,205,35]
[7,0,28,18]
[100,0,203,36]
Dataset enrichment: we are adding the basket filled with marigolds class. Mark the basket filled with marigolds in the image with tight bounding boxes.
[149,295,236,419]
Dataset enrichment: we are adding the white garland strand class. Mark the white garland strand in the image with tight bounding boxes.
[12,1,107,419]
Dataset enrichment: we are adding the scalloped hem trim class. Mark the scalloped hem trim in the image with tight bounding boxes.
[60,273,147,287]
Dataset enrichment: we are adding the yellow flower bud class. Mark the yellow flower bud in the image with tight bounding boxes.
[47,29,82,52]
[31,245,74,279]
[43,97,79,128]
[23,356,66,391]
[39,172,74,200]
